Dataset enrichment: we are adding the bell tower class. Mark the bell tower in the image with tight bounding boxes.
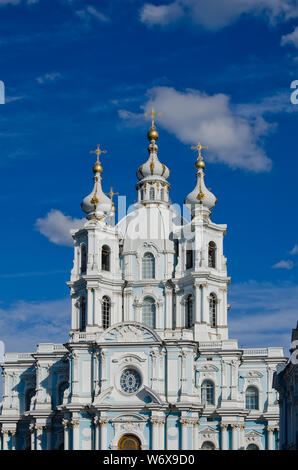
[67,145,122,337]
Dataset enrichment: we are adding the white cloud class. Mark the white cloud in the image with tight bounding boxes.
[272,259,294,269]
[36,72,61,84]
[281,26,298,47]
[35,209,84,246]
[0,298,69,353]
[140,0,298,30]
[229,281,298,351]
[140,2,183,26]
[76,5,109,24]
[290,244,298,254]
[120,86,273,172]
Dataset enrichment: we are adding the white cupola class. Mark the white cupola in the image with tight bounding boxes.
[81,144,113,221]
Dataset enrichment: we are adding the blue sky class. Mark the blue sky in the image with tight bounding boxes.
[1,0,298,369]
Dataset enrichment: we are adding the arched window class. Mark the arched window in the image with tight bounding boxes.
[118,434,141,450]
[81,245,87,274]
[201,441,215,450]
[102,245,111,271]
[185,295,193,329]
[57,382,68,406]
[160,189,164,201]
[142,252,155,279]
[246,444,259,450]
[25,388,35,412]
[140,189,144,201]
[150,187,155,200]
[209,293,217,327]
[208,241,216,268]
[201,380,215,405]
[80,297,86,332]
[142,297,156,329]
[245,386,259,410]
[186,242,194,269]
[102,296,111,330]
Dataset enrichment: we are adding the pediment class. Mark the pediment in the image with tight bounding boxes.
[111,413,147,423]
[196,364,219,372]
[240,370,263,378]
[101,322,162,344]
[199,426,219,435]
[245,430,263,438]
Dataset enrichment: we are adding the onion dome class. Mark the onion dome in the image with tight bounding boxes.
[81,145,113,220]
[137,106,170,181]
[185,141,217,216]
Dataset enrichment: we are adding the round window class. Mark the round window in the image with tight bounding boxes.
[120,369,142,394]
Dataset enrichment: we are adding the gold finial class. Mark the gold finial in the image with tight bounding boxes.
[144,106,162,141]
[90,144,107,173]
[191,140,208,170]
[106,187,119,212]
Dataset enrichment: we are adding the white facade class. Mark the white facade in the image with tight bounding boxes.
[274,323,298,450]
[0,123,286,450]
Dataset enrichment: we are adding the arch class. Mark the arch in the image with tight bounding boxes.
[80,297,87,332]
[149,187,155,200]
[102,245,111,272]
[201,441,215,450]
[246,443,259,450]
[209,293,217,327]
[245,386,259,410]
[118,434,141,450]
[57,381,68,406]
[102,296,111,330]
[201,380,215,406]
[142,297,156,329]
[208,241,216,268]
[80,244,87,274]
[142,252,155,279]
[25,388,35,412]
[185,294,193,329]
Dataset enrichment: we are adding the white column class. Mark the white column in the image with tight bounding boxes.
[180,418,189,450]
[194,284,202,323]
[71,353,79,398]
[231,424,239,450]
[2,430,10,450]
[158,418,165,450]
[165,288,172,329]
[267,426,274,450]
[71,418,80,450]
[192,419,200,450]
[62,419,70,450]
[11,431,17,450]
[150,418,159,450]
[87,287,93,327]
[99,417,108,450]
[29,424,35,450]
[94,416,100,450]
[220,423,229,450]
[35,425,44,450]
[239,424,245,450]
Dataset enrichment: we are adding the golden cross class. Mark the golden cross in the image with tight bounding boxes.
[106,187,119,201]
[144,105,162,128]
[191,140,208,158]
[90,144,107,162]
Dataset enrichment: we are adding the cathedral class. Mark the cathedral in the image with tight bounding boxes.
[0,110,286,450]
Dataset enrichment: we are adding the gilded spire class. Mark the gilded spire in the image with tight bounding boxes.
[144,106,162,141]
[191,140,208,170]
[90,144,107,174]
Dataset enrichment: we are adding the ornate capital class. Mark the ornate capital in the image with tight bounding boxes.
[62,419,70,429]
[70,419,80,428]
[99,417,109,426]
[150,417,165,426]
[220,423,229,430]
[29,424,36,433]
